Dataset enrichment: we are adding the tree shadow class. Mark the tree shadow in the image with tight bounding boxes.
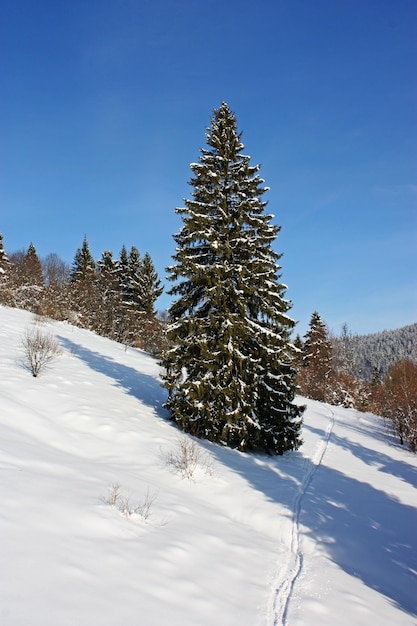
[329,409,401,449]
[57,336,169,420]
[207,440,417,617]
[304,422,417,489]
[301,462,417,616]
[54,337,417,615]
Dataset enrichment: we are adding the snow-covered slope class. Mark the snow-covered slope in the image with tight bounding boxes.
[0,306,416,626]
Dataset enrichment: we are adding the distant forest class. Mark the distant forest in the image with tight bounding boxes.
[332,323,417,381]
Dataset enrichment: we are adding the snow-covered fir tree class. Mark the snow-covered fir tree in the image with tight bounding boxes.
[162,102,304,453]
[118,245,130,298]
[97,249,118,278]
[0,233,11,307]
[299,311,333,402]
[126,246,143,312]
[116,245,144,344]
[23,243,44,287]
[118,246,163,318]
[0,233,11,282]
[95,250,123,338]
[140,252,163,316]
[71,236,96,282]
[69,237,98,329]
[114,245,163,351]
[136,251,164,355]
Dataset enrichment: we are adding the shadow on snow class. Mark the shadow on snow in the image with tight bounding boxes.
[206,430,417,618]
[54,338,417,616]
[304,422,417,490]
[57,336,169,420]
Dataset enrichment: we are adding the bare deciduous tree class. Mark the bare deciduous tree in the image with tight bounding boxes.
[375,359,417,451]
[21,327,62,377]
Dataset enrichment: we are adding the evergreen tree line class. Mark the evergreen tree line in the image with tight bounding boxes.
[297,311,417,451]
[0,233,166,356]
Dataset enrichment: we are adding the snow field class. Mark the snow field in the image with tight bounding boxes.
[0,306,416,626]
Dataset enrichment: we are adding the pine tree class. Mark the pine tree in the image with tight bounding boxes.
[23,243,44,286]
[118,245,129,297]
[97,249,118,278]
[0,233,10,282]
[137,251,164,355]
[113,245,135,345]
[0,233,11,305]
[140,252,163,316]
[118,246,163,316]
[162,102,304,453]
[71,236,96,282]
[300,311,333,402]
[70,237,97,328]
[127,246,143,312]
[95,250,123,338]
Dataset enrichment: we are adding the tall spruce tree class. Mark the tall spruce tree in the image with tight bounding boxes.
[162,102,304,453]
[117,245,130,304]
[127,246,143,312]
[71,236,96,282]
[70,237,97,329]
[140,252,163,316]
[300,311,333,402]
[23,243,44,286]
[136,251,164,356]
[95,250,123,338]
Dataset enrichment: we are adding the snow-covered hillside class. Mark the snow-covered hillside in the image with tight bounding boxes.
[1,306,416,626]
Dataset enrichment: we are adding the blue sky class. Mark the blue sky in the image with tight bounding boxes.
[1,0,416,337]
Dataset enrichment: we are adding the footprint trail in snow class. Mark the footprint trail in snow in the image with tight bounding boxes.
[266,405,335,626]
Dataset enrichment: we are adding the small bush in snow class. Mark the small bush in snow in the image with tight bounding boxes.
[21,327,62,377]
[165,435,214,480]
[133,487,157,521]
[106,482,122,507]
[105,483,157,521]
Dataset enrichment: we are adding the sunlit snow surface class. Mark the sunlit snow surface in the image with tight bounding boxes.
[0,306,416,626]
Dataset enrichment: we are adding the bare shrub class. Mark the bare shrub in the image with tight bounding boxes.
[105,482,122,506]
[105,483,157,521]
[21,327,62,377]
[133,487,157,521]
[117,494,133,518]
[165,435,214,480]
